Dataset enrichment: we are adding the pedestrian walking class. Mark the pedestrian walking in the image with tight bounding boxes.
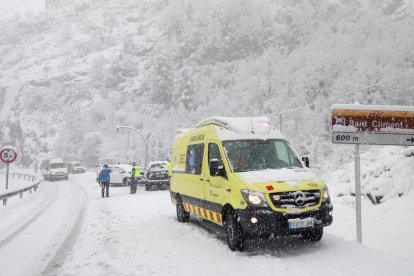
[98,164,111,198]
[130,162,140,194]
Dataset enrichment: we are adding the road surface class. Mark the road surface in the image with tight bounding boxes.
[0,173,412,276]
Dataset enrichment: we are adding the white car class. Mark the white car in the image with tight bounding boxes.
[109,164,132,186]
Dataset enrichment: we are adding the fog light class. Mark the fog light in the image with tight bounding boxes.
[329,211,332,216]
[251,217,258,224]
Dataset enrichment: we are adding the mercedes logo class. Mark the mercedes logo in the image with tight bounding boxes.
[294,192,305,206]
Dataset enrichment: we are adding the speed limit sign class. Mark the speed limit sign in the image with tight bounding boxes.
[0,146,18,164]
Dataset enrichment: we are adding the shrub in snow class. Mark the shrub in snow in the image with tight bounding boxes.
[327,146,414,204]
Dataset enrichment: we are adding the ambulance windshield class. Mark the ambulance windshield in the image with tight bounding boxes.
[222,139,303,172]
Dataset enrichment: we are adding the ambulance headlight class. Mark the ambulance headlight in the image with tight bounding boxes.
[322,186,330,203]
[241,190,269,207]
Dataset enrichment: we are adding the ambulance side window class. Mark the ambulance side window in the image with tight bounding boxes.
[185,143,204,175]
[275,142,290,164]
[274,141,302,167]
[208,143,223,176]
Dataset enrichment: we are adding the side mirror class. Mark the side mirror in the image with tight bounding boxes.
[209,159,225,177]
[302,157,310,168]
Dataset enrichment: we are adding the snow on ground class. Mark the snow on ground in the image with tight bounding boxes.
[326,192,414,261]
[57,173,414,276]
[1,167,413,276]
[0,178,86,276]
[325,146,414,261]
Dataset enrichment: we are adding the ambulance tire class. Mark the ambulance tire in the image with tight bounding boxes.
[302,228,323,242]
[226,211,246,251]
[176,196,190,223]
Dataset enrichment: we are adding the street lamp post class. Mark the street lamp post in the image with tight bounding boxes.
[116,125,148,168]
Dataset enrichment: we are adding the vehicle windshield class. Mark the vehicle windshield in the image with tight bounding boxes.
[222,139,303,172]
[50,163,66,169]
[149,164,167,171]
[73,162,82,167]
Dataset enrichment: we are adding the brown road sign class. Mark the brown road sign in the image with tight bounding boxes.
[331,104,414,146]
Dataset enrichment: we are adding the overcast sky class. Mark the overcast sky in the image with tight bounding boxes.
[0,0,44,19]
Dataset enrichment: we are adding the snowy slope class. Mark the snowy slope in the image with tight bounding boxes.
[0,0,413,167]
[327,146,414,202]
[325,146,414,260]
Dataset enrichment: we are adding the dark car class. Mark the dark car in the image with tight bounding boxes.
[144,161,170,191]
[67,161,86,174]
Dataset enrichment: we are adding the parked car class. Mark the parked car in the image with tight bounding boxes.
[67,161,86,174]
[144,161,170,191]
[109,164,132,186]
[96,156,118,182]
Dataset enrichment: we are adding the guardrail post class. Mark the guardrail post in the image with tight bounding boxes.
[29,188,32,193]
[20,192,23,199]
[34,185,38,191]
[3,199,6,205]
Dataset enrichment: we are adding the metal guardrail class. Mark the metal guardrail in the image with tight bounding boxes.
[0,173,41,206]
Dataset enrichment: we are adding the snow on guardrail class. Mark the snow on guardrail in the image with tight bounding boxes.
[0,172,41,206]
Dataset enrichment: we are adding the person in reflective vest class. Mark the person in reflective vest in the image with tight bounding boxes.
[166,160,172,177]
[130,162,140,194]
[166,159,172,185]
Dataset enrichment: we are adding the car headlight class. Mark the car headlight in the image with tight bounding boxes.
[321,185,330,203]
[241,190,269,207]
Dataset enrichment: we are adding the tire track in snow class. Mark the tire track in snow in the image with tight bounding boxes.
[41,180,89,276]
[0,182,59,249]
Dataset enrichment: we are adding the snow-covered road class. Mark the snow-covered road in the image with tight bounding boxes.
[1,173,413,276]
[59,174,413,276]
[0,178,87,276]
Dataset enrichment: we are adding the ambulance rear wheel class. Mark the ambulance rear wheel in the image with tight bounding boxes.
[176,196,190,223]
[226,211,246,251]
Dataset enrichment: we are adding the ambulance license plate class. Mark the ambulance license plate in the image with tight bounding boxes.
[288,217,314,229]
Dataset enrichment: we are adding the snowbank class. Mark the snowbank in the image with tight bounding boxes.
[326,146,414,203]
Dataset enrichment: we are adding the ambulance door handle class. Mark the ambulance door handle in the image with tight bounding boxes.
[205,179,210,182]
[199,178,204,181]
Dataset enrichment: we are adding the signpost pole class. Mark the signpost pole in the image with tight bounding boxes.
[355,144,362,243]
[6,163,9,190]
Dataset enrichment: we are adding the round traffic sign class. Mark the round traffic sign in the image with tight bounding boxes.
[0,146,18,164]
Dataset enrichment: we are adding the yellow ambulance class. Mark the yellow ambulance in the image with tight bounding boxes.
[170,117,332,251]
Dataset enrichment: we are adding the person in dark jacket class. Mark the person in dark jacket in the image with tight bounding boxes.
[98,164,111,197]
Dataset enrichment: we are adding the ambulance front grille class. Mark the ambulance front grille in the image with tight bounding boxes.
[270,190,321,209]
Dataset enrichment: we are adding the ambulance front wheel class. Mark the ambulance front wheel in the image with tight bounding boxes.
[226,211,246,251]
[176,196,190,223]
